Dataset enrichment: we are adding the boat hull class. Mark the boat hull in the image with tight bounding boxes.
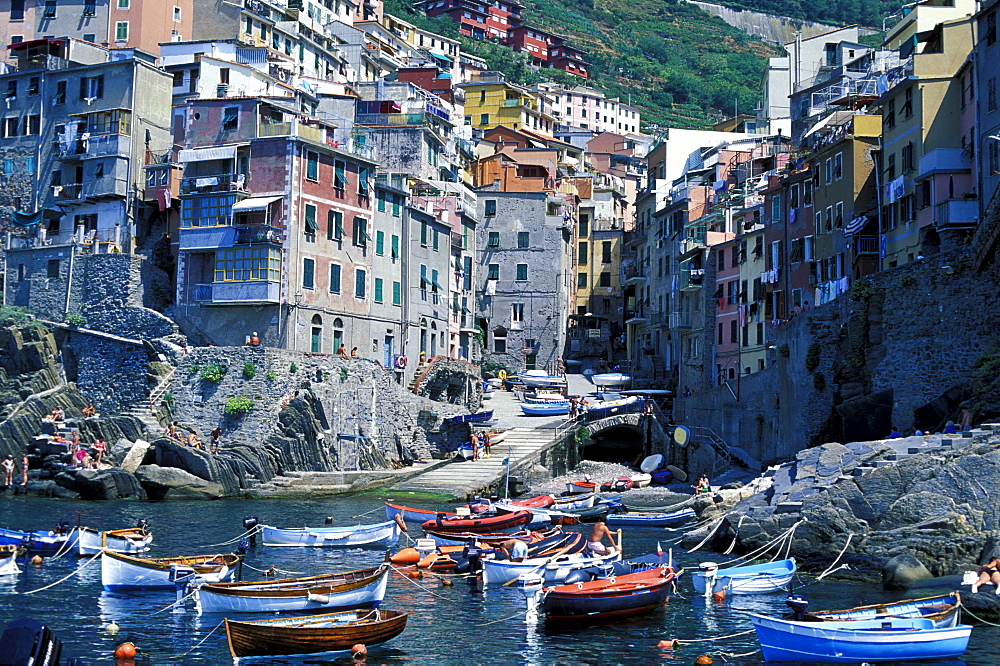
[807,592,961,629]
[564,482,596,495]
[101,552,240,592]
[748,613,972,663]
[225,609,408,659]
[521,376,566,388]
[553,493,596,510]
[76,527,152,555]
[591,373,630,387]
[606,508,695,528]
[197,566,389,614]
[425,528,541,547]
[421,511,532,534]
[691,558,796,595]
[0,527,75,555]
[0,547,20,576]
[262,521,399,548]
[541,568,675,622]
[520,402,569,416]
[384,502,453,523]
[483,551,620,585]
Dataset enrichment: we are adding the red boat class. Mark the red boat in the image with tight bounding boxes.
[600,477,634,492]
[540,566,677,622]
[509,495,555,509]
[424,527,559,547]
[421,510,533,534]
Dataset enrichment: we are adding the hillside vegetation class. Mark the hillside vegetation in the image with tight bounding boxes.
[386,0,778,129]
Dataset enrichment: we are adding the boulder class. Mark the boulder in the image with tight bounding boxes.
[882,553,932,590]
[152,438,241,495]
[134,464,225,500]
[120,440,151,473]
[54,468,146,500]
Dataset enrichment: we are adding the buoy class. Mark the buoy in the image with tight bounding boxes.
[31,555,43,566]
[105,620,120,636]
[657,639,678,649]
[712,590,726,603]
[695,656,713,665]
[351,643,367,660]
[114,642,137,659]
[442,578,453,587]
[390,548,420,564]
[263,566,275,577]
[408,570,422,579]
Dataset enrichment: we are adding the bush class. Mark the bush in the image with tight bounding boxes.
[850,279,877,302]
[265,371,276,381]
[289,362,298,374]
[64,312,86,326]
[224,396,255,415]
[0,306,31,326]
[200,363,225,383]
[243,362,257,380]
[162,392,174,408]
[804,343,821,372]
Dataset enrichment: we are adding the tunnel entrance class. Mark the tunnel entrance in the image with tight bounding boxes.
[580,425,644,463]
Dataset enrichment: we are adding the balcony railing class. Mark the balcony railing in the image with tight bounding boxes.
[451,232,468,250]
[180,172,247,195]
[185,281,281,305]
[935,199,978,230]
[57,134,132,160]
[236,225,283,245]
[853,235,879,255]
[257,122,324,144]
[356,112,427,126]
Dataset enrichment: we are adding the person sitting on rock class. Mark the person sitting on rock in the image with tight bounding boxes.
[337,344,349,359]
[167,422,183,441]
[82,402,96,418]
[943,420,957,435]
[186,432,204,450]
[91,439,106,465]
[44,406,65,422]
[693,475,711,494]
[972,556,1000,594]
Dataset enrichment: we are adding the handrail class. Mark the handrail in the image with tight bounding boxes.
[147,366,177,414]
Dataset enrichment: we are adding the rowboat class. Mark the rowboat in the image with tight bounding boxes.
[0,526,76,555]
[650,469,674,484]
[508,495,555,509]
[692,558,796,596]
[606,508,695,528]
[520,370,566,389]
[621,389,672,398]
[564,505,609,523]
[537,566,676,622]
[75,527,152,556]
[565,481,596,495]
[483,549,621,586]
[196,564,389,614]
[747,613,972,663]
[0,545,20,576]
[600,477,634,492]
[591,372,630,387]
[520,402,569,416]
[586,396,640,419]
[421,510,533,534]
[803,592,962,628]
[400,531,584,572]
[101,551,242,591]
[553,492,596,510]
[424,527,552,547]
[224,608,408,659]
[630,473,652,488]
[385,501,455,523]
[444,410,494,425]
[524,392,568,403]
[262,520,400,548]
[482,430,507,446]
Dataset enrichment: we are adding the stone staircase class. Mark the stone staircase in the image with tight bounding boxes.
[851,429,979,477]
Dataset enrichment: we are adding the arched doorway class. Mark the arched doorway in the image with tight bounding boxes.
[311,314,323,353]
[332,317,344,353]
[580,425,644,463]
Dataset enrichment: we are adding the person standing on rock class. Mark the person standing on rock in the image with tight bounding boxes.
[2,455,13,486]
[210,427,222,454]
[961,406,973,432]
[21,453,29,485]
[470,432,480,461]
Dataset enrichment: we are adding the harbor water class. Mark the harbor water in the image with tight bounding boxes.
[0,494,997,664]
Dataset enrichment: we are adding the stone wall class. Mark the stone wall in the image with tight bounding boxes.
[686,1,852,45]
[413,357,483,405]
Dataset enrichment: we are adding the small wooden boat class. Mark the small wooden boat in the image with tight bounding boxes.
[538,566,676,622]
[747,613,972,663]
[552,492,596,510]
[565,480,596,495]
[262,520,399,548]
[630,473,652,488]
[421,510,532,534]
[591,372,630,387]
[600,477,634,492]
[520,401,569,416]
[639,454,663,473]
[384,501,455,523]
[524,392,569,403]
[692,558,796,596]
[443,410,494,425]
[0,545,20,576]
[606,508,695,528]
[225,608,408,659]
[75,527,152,556]
[196,564,389,614]
[484,549,621,586]
[482,430,507,446]
[650,469,673,484]
[521,370,566,389]
[101,551,242,591]
[0,526,75,555]
[425,527,553,547]
[803,592,962,629]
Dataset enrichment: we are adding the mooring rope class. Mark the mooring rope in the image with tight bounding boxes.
[241,562,306,576]
[817,533,853,580]
[389,565,455,602]
[22,550,102,595]
[723,515,746,555]
[686,513,730,554]
[168,620,225,659]
[200,525,261,549]
[961,604,1000,627]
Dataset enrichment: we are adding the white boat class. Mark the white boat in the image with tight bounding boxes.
[482,390,495,400]
[75,527,152,556]
[101,551,242,592]
[692,558,796,596]
[521,370,566,388]
[592,372,630,387]
[195,564,390,614]
[630,473,652,488]
[639,454,663,473]
[0,545,20,576]
[552,493,596,510]
[262,520,400,548]
[483,550,621,586]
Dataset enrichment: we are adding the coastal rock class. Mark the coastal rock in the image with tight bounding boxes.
[120,439,151,473]
[882,553,932,590]
[134,464,224,500]
[54,468,146,500]
[152,438,242,496]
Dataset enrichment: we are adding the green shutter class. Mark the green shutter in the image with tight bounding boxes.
[358,166,369,196]
[392,281,401,306]
[305,204,317,232]
[329,263,341,293]
[306,152,318,180]
[433,228,439,251]
[334,161,346,188]
[375,230,384,255]
[516,264,528,281]
[421,221,428,245]
[355,269,366,298]
[377,192,386,212]
[391,234,399,259]
[374,277,383,303]
[303,258,314,288]
[463,256,472,290]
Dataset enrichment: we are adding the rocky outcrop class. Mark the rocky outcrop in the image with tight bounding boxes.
[133,464,224,500]
[54,468,147,500]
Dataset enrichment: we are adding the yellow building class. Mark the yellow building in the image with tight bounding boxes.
[458,76,556,135]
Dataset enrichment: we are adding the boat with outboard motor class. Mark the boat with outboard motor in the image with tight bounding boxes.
[262,520,400,548]
[385,502,455,524]
[421,510,533,534]
[101,551,242,591]
[483,549,623,586]
[75,525,152,555]
[691,558,796,596]
[606,508,695,528]
[519,565,677,622]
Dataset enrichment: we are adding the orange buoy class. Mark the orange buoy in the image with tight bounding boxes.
[114,642,137,659]
[695,656,713,665]
[408,570,422,579]
[712,590,726,603]
[442,578,453,587]
[417,553,440,569]
[31,555,43,566]
[352,643,367,659]
[263,567,275,577]
[657,639,678,649]
[390,548,420,564]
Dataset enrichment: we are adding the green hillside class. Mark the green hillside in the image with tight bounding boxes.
[384,0,777,130]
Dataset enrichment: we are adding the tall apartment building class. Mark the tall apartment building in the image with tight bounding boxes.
[976,0,1000,257]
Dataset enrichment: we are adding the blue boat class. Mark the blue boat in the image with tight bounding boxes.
[0,526,76,554]
[692,558,795,595]
[584,396,640,419]
[443,410,494,425]
[520,402,569,416]
[606,508,695,528]
[650,469,673,484]
[748,613,972,663]
[804,592,962,628]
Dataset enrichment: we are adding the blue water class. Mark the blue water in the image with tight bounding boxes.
[0,495,997,665]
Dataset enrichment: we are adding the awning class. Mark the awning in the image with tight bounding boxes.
[231,196,282,213]
[178,145,238,163]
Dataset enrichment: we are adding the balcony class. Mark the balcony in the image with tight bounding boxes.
[451,232,468,251]
[668,312,692,330]
[51,179,127,202]
[624,267,648,286]
[935,199,978,230]
[180,173,247,195]
[356,112,428,126]
[919,149,971,178]
[188,281,280,305]
[678,260,703,291]
[57,134,131,161]
[257,122,324,144]
[236,225,283,245]
[853,235,880,255]
[625,309,649,325]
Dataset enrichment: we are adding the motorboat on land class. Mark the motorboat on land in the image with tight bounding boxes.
[591,373,630,387]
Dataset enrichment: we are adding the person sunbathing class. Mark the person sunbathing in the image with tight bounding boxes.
[186,432,204,450]
[972,557,1000,594]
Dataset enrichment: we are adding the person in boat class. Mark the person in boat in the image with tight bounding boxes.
[586,522,618,556]
[500,538,529,562]
[972,556,1000,594]
[693,475,711,494]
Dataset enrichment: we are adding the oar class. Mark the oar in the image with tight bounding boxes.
[501,543,575,587]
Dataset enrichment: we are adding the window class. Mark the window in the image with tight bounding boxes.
[432,228,439,251]
[54,81,66,104]
[825,205,834,232]
[334,160,347,188]
[578,241,588,265]
[484,199,497,216]
[173,5,182,21]
[43,0,56,18]
[302,258,315,288]
[885,98,896,130]
[517,231,529,248]
[391,234,399,259]
[789,183,799,209]
[358,166,369,197]
[392,281,401,306]
[329,263,341,293]
[599,271,611,287]
[803,180,812,205]
[355,269,366,299]
[463,257,472,290]
[487,231,499,247]
[374,277,384,303]
[730,319,738,344]
[511,303,524,323]
[47,260,60,279]
[181,194,236,227]
[770,194,781,223]
[78,75,103,101]
[835,202,843,228]
[824,158,833,185]
[990,138,1000,176]
[989,78,997,113]
[420,221,429,246]
[4,159,14,175]
[222,106,239,131]
[494,336,507,353]
[834,152,843,180]
[118,0,129,7]
[601,241,612,264]
[988,10,997,46]
[578,272,587,288]
[115,21,129,41]
[902,87,913,119]
[11,0,24,20]
[431,269,440,292]
[327,210,343,240]
[578,216,589,237]
[352,216,367,246]
[516,264,528,281]
[375,230,384,255]
[887,153,896,181]
[306,151,319,181]
[28,77,38,96]
[480,113,489,125]
[377,191,386,212]
[4,81,16,101]
[902,142,914,173]
[304,204,317,240]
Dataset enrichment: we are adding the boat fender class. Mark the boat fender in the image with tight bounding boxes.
[114,642,137,659]
[611,562,630,576]
[390,548,420,564]
[104,620,120,636]
[657,639,679,650]
[577,582,584,589]
[442,578,453,586]
[562,570,589,585]
[307,591,331,605]
[352,643,367,660]
[696,657,713,665]
[30,556,42,566]
[453,558,471,574]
